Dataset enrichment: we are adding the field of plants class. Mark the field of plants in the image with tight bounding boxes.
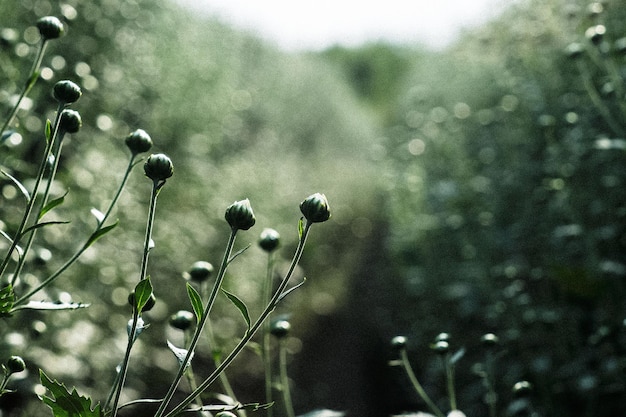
[1,0,625,416]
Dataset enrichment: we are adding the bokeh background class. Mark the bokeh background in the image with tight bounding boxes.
[1,0,626,416]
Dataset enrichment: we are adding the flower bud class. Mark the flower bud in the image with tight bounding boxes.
[435,332,450,342]
[215,412,237,417]
[53,80,82,104]
[431,340,449,354]
[36,16,64,40]
[565,42,585,59]
[585,25,606,45]
[59,109,82,133]
[128,291,156,312]
[5,356,25,374]
[183,261,214,283]
[270,319,291,338]
[125,129,153,155]
[169,310,195,331]
[259,228,280,252]
[615,37,626,55]
[512,380,533,396]
[390,335,407,350]
[225,199,256,231]
[480,333,499,347]
[300,193,331,223]
[144,153,173,182]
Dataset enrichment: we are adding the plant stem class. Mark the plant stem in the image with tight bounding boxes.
[262,252,275,417]
[162,221,313,417]
[399,349,445,417]
[278,339,295,417]
[443,355,457,411]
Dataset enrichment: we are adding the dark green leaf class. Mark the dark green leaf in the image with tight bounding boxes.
[45,119,52,142]
[85,221,118,248]
[0,285,15,316]
[22,220,70,235]
[1,170,30,202]
[166,340,193,369]
[222,288,250,331]
[277,277,307,302]
[39,190,69,219]
[39,370,103,417]
[133,278,153,312]
[186,283,203,323]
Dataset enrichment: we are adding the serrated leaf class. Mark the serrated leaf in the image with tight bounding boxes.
[166,340,193,369]
[85,221,118,248]
[298,217,304,240]
[39,370,103,417]
[12,300,89,313]
[133,278,153,312]
[222,288,250,331]
[45,119,52,142]
[186,283,203,323]
[90,208,105,223]
[277,277,307,302]
[1,170,30,202]
[22,220,70,235]
[39,190,69,219]
[0,285,15,316]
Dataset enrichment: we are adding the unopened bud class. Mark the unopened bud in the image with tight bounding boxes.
[184,261,214,283]
[59,109,82,133]
[125,129,153,155]
[36,16,64,40]
[300,193,331,223]
[5,356,25,374]
[169,310,195,331]
[144,153,173,182]
[259,228,280,252]
[53,80,82,104]
[225,199,256,231]
[391,335,407,350]
[270,319,291,338]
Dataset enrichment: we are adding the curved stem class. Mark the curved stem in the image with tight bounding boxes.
[399,349,445,417]
[278,339,295,417]
[162,221,313,417]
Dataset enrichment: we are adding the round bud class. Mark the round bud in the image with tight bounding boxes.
[270,319,291,339]
[431,340,449,354]
[128,291,156,312]
[59,109,82,133]
[184,261,214,283]
[225,199,256,231]
[144,153,173,182]
[565,43,584,59]
[125,129,153,155]
[435,332,450,342]
[6,356,26,374]
[215,413,237,417]
[585,25,606,45]
[169,310,195,331]
[512,380,533,396]
[614,37,626,55]
[53,80,82,104]
[480,333,499,347]
[300,193,331,223]
[259,228,280,252]
[36,16,64,40]
[390,335,407,350]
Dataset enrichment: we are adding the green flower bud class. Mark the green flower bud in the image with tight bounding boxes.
[128,291,156,312]
[270,319,291,338]
[36,16,64,40]
[215,412,237,417]
[512,380,533,396]
[565,42,585,59]
[59,109,82,133]
[431,340,449,354]
[183,261,214,283]
[225,198,256,231]
[390,335,407,350]
[434,332,450,342]
[615,37,626,55]
[5,356,25,374]
[585,25,606,45]
[480,333,499,347]
[53,80,82,104]
[125,129,153,155]
[299,193,331,223]
[259,228,280,252]
[169,310,195,331]
[144,153,173,182]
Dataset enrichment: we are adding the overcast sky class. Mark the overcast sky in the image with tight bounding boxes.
[174,0,517,51]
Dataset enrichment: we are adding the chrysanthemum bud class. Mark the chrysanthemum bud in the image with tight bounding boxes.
[565,42,585,59]
[5,356,25,374]
[215,412,237,417]
[183,261,214,283]
[36,16,64,40]
[431,340,449,354]
[53,80,82,104]
[435,332,450,342]
[585,25,606,45]
[512,380,533,396]
[259,228,280,252]
[270,319,291,338]
[615,37,626,55]
[125,129,153,155]
[128,291,156,312]
[144,153,173,182]
[169,310,195,331]
[391,335,407,350]
[59,109,82,133]
[225,199,256,231]
[481,333,499,347]
[299,193,331,223]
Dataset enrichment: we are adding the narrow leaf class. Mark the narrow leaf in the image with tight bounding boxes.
[12,300,89,312]
[85,220,118,248]
[39,190,69,219]
[298,217,304,240]
[21,220,70,235]
[222,288,251,331]
[277,277,307,302]
[133,278,153,313]
[90,208,105,223]
[186,283,203,323]
[45,119,52,142]
[227,244,251,264]
[0,230,23,257]
[39,370,103,417]
[1,169,30,201]
[166,340,193,369]
[0,285,15,316]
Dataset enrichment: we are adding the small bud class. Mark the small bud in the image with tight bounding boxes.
[565,42,585,59]
[215,413,237,417]
[259,228,280,252]
[431,340,449,354]
[585,25,606,45]
[59,109,81,133]
[435,332,450,342]
[270,319,291,338]
[53,80,82,104]
[125,129,153,155]
[144,153,173,182]
[169,310,195,331]
[512,380,533,396]
[5,356,25,374]
[300,193,331,223]
[225,199,256,231]
[128,291,156,312]
[390,335,407,350]
[480,333,499,347]
[183,261,214,283]
[614,37,626,55]
[36,16,64,40]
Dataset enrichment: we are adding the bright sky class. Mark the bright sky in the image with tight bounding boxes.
[174,0,516,51]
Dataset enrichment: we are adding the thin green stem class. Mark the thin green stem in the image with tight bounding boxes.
[110,309,140,417]
[162,222,313,417]
[443,356,457,411]
[399,349,445,417]
[262,252,275,417]
[278,339,295,417]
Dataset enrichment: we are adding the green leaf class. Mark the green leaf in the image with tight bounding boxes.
[0,285,15,317]
[90,208,105,224]
[227,244,250,265]
[298,217,304,240]
[39,370,103,417]
[22,220,70,235]
[12,300,89,313]
[1,170,30,202]
[186,283,203,323]
[277,277,307,303]
[45,119,52,143]
[39,190,69,219]
[133,278,153,313]
[222,288,250,331]
[85,220,118,248]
